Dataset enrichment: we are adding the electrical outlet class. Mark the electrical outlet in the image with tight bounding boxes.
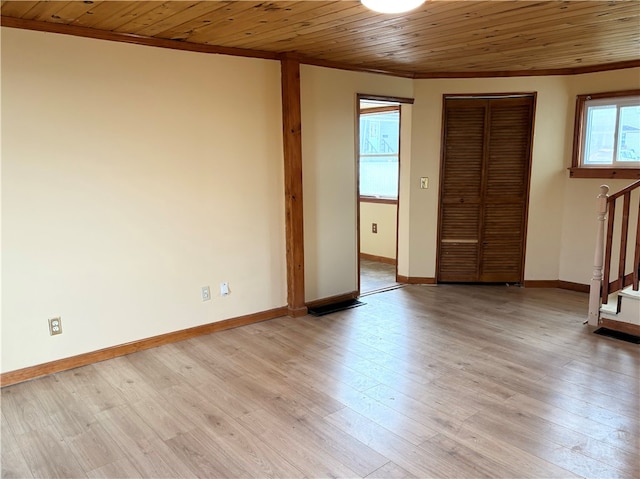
[201,286,211,302]
[48,317,62,336]
[420,177,429,189]
[220,282,230,296]
[372,223,378,233]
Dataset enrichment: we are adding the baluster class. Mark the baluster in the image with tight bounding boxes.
[634,200,640,291]
[618,192,631,290]
[588,185,609,326]
[602,200,615,304]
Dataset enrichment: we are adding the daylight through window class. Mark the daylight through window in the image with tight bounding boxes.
[571,90,640,178]
[359,108,400,198]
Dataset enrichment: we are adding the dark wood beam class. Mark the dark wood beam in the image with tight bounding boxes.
[281,55,307,318]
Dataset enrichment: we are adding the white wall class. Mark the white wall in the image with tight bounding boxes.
[1,28,286,373]
[408,69,639,283]
[299,67,638,294]
[300,65,412,301]
[410,76,572,281]
[359,202,397,260]
[396,103,413,278]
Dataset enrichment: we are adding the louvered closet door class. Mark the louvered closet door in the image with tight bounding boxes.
[438,100,486,281]
[438,96,534,283]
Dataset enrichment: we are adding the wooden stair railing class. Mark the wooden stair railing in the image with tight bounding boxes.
[588,180,640,326]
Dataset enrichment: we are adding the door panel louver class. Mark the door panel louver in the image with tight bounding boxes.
[439,101,486,280]
[438,96,533,283]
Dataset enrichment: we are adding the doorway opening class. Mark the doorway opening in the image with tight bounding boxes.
[358,98,402,294]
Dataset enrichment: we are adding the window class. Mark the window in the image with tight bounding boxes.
[359,107,400,199]
[570,89,640,179]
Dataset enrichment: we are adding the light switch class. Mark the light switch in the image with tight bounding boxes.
[420,177,429,189]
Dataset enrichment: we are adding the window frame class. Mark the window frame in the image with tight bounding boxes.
[358,105,401,200]
[570,89,640,179]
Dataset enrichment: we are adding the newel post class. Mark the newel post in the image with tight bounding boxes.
[588,185,610,326]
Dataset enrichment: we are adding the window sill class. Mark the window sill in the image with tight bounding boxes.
[359,196,398,204]
[568,167,640,179]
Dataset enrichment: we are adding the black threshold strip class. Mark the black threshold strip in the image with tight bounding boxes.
[593,327,640,344]
[308,299,365,317]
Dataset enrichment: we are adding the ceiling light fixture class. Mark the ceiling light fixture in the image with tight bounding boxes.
[361,0,426,14]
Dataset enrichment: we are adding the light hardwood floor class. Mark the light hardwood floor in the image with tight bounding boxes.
[2,285,639,478]
[360,259,401,294]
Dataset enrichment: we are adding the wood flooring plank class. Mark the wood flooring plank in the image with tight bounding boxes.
[15,426,87,479]
[292,413,391,477]
[519,385,640,432]
[477,342,575,374]
[327,339,448,384]
[250,342,436,444]
[442,346,640,421]
[495,321,635,369]
[279,352,378,399]
[253,316,334,351]
[93,355,161,404]
[365,383,474,432]
[230,325,304,364]
[505,393,640,455]
[237,408,360,478]
[2,285,638,479]
[321,344,439,388]
[230,373,389,477]
[159,383,305,478]
[280,365,438,446]
[187,333,265,381]
[55,364,126,414]
[165,429,248,478]
[465,406,635,478]
[0,446,34,479]
[1,381,54,435]
[441,422,582,479]
[284,351,383,392]
[371,377,498,421]
[326,405,476,479]
[419,433,523,478]
[366,461,418,479]
[86,457,142,479]
[247,366,346,418]
[524,373,640,421]
[541,362,639,404]
[151,342,219,389]
[1,410,18,455]
[561,358,640,391]
[65,421,127,472]
[193,376,264,420]
[199,417,304,478]
[326,407,433,477]
[22,375,96,439]
[429,367,518,403]
[127,394,197,441]
[212,332,347,418]
[124,348,186,391]
[96,405,193,478]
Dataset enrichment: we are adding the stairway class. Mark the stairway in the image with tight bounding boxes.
[587,180,640,336]
[600,286,640,336]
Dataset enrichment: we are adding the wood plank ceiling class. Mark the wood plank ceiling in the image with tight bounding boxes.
[1,1,639,77]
